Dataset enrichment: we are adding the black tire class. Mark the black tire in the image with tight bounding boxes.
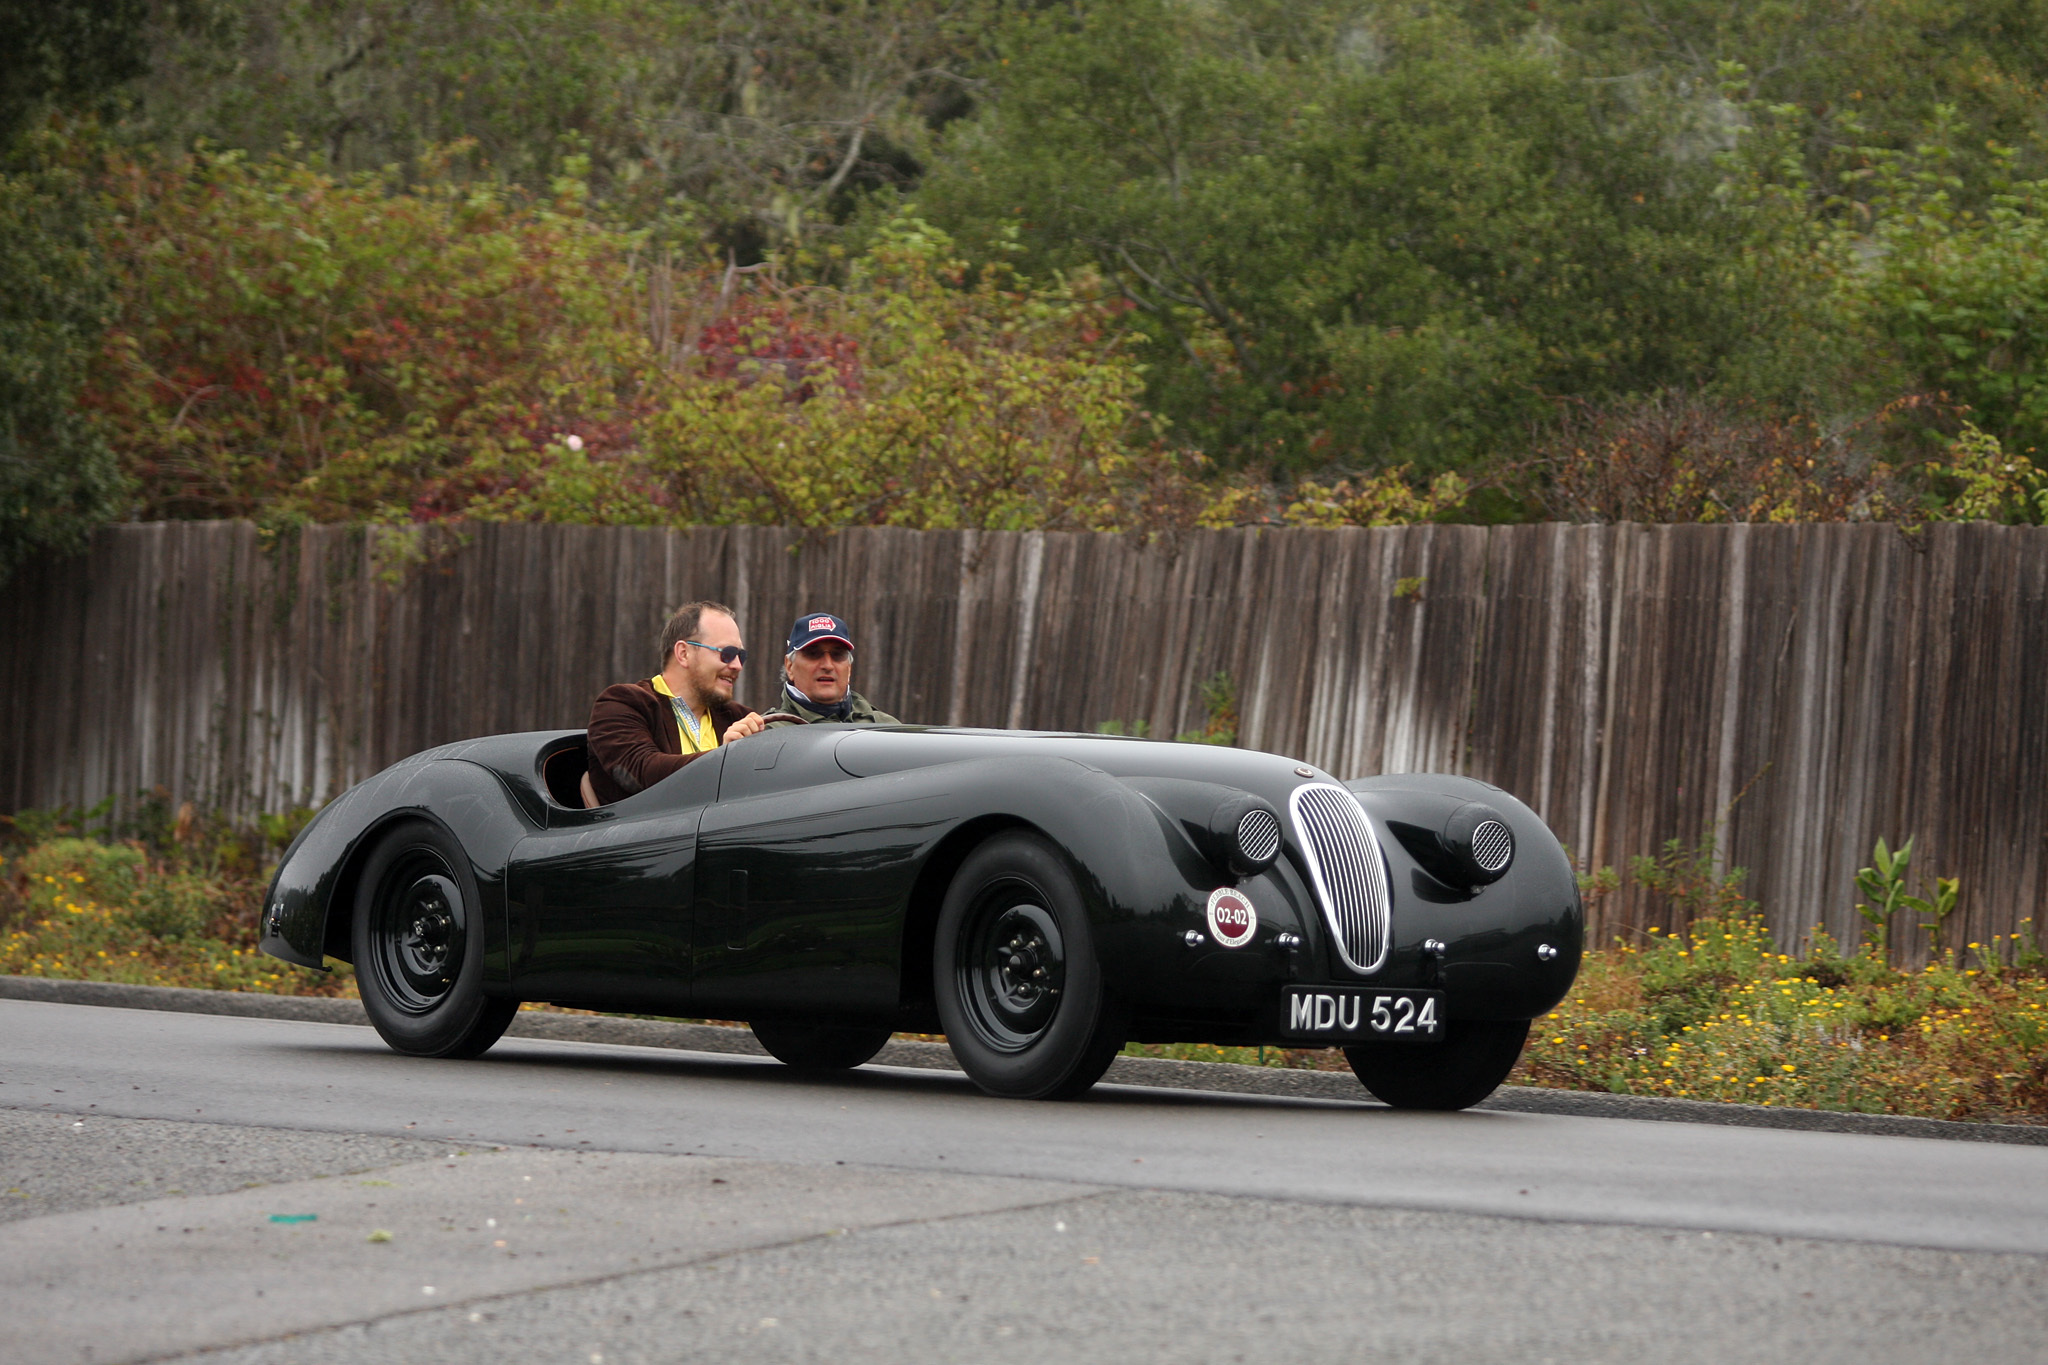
[1344,1018,1530,1111]
[749,1017,893,1070]
[934,831,1125,1100]
[352,819,518,1059]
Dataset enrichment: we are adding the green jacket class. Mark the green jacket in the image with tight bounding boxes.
[765,685,901,727]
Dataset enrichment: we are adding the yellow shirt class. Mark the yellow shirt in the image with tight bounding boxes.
[650,674,721,755]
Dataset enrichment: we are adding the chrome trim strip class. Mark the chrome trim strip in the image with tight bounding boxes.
[1288,783,1393,974]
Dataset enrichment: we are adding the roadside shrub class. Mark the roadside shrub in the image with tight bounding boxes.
[1516,915,2048,1124]
[18,837,142,913]
[0,834,349,995]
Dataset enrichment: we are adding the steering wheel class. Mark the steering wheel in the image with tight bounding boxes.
[755,712,810,726]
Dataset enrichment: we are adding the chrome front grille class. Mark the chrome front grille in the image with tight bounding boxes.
[1237,807,1282,866]
[1471,819,1515,874]
[1289,783,1392,974]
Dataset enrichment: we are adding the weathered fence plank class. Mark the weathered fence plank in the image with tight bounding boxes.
[4,520,2045,955]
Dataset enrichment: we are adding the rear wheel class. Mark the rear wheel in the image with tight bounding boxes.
[749,1017,893,1070]
[934,832,1125,1100]
[352,819,517,1059]
[1343,1018,1529,1111]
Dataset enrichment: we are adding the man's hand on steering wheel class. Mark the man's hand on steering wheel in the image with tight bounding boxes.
[725,712,770,741]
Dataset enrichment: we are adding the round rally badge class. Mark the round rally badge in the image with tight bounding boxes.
[1205,887,1258,949]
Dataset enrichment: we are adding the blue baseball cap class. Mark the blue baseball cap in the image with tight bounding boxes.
[787,612,854,653]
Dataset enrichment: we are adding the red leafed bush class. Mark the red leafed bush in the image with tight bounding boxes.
[88,146,651,523]
[83,147,1269,534]
[693,299,861,399]
[1517,390,1933,524]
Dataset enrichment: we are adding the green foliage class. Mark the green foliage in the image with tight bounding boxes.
[18,838,143,911]
[1841,120,2048,460]
[86,150,1252,531]
[920,1,1810,474]
[1855,836,1916,955]
[1628,833,1754,922]
[1516,390,1921,524]
[92,144,651,522]
[1282,470,1468,528]
[617,218,1207,532]
[1175,672,1239,746]
[1918,423,2048,524]
[1920,877,1963,955]
[29,0,2048,530]
[0,138,127,581]
[0,0,151,149]
[133,0,990,254]
[1455,1,2048,188]
[1520,912,2048,1123]
[0,820,349,992]
[2,793,116,848]
[1855,836,1965,956]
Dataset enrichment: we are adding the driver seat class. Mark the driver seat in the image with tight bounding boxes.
[579,772,601,809]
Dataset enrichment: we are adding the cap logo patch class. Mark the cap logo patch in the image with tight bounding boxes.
[807,616,837,631]
[1206,887,1257,949]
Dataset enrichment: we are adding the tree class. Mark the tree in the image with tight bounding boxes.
[0,0,151,149]
[0,0,157,577]
[132,0,990,254]
[918,1,1803,475]
[0,148,127,579]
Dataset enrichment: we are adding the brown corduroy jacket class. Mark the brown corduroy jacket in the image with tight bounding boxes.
[585,679,754,805]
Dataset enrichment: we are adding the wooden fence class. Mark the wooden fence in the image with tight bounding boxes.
[4,519,2045,956]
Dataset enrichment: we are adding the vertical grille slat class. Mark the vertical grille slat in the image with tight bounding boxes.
[1289,784,1393,974]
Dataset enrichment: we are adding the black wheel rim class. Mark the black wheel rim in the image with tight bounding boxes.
[368,850,465,1016]
[955,881,1066,1053]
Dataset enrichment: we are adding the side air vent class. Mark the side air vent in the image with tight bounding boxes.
[1289,783,1393,974]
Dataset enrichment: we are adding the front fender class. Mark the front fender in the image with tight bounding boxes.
[903,757,1315,1015]
[259,758,543,982]
[1347,774,1583,1019]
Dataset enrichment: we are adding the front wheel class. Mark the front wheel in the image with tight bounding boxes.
[1344,1018,1530,1111]
[352,819,517,1059]
[934,831,1125,1100]
[749,1017,893,1070]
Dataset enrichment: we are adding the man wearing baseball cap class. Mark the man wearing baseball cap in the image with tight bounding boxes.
[766,612,901,727]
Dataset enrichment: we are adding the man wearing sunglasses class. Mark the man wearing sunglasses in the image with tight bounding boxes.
[766,612,901,728]
[583,600,768,806]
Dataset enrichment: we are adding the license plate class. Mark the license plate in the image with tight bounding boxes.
[1280,986,1442,1042]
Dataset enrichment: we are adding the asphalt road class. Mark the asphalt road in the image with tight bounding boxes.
[5,999,2047,1364]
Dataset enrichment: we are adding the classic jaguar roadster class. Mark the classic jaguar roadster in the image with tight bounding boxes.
[260,724,1582,1108]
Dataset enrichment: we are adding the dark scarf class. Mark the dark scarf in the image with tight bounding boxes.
[783,680,852,722]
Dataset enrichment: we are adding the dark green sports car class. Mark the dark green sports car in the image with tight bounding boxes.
[261,725,1582,1108]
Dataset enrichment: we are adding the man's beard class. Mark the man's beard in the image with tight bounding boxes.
[680,670,726,712]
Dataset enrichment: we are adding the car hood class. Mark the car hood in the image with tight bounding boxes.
[832,726,1332,800]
